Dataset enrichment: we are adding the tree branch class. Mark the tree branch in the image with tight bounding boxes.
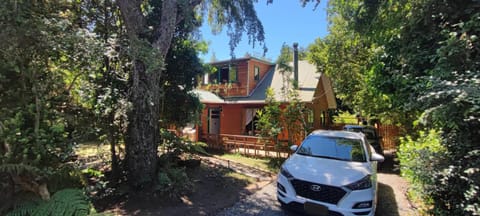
[116,0,145,39]
[153,0,178,58]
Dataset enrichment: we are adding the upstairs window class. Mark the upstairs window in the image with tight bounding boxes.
[254,66,260,81]
[210,65,237,84]
[229,66,237,82]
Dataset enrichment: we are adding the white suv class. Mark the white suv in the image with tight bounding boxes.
[277,130,384,216]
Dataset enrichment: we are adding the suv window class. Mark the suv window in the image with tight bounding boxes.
[297,136,366,162]
[345,127,376,140]
[344,125,384,155]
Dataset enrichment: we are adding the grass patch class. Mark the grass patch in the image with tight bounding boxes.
[224,171,256,184]
[75,142,112,158]
[217,153,286,173]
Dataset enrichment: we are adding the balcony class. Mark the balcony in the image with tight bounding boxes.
[201,82,248,97]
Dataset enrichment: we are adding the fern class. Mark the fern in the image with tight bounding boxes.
[39,188,90,216]
[5,201,38,216]
[0,164,41,176]
[6,188,91,216]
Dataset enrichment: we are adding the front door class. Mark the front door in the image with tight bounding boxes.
[209,108,221,135]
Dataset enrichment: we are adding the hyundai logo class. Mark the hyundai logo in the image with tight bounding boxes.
[310,184,322,191]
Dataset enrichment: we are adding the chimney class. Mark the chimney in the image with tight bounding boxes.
[293,42,299,89]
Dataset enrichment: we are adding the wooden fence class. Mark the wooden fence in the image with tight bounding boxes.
[377,125,400,151]
[202,133,291,157]
[319,124,401,151]
[201,125,401,157]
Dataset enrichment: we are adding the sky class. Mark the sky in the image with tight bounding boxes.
[199,0,329,62]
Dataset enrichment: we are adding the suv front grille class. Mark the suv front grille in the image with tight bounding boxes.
[291,179,347,204]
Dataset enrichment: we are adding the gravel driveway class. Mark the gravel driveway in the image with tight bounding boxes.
[215,153,418,216]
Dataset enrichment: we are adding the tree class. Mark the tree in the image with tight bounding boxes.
[276,43,310,143]
[308,0,480,214]
[115,0,267,187]
[256,88,282,150]
[0,0,102,172]
[0,1,103,213]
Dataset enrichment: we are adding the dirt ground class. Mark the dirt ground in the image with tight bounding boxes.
[95,162,258,216]
[376,152,418,216]
[90,151,417,216]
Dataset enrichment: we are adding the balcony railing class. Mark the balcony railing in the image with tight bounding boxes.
[200,83,248,97]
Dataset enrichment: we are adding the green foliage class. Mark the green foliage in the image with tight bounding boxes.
[159,129,208,156]
[161,38,204,127]
[0,164,41,177]
[7,189,91,216]
[332,111,358,124]
[205,0,267,56]
[283,90,310,144]
[155,167,192,198]
[314,0,480,214]
[256,88,282,145]
[5,201,37,216]
[398,130,445,199]
[307,1,397,123]
[0,0,102,166]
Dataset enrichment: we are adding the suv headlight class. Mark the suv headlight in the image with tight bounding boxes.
[346,175,372,190]
[280,166,294,179]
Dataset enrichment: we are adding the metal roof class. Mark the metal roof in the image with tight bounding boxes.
[192,89,224,103]
[196,60,336,108]
[226,60,321,103]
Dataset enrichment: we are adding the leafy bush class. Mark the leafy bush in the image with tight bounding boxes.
[155,167,192,198]
[159,128,208,156]
[398,130,445,209]
[399,127,480,215]
[332,111,358,124]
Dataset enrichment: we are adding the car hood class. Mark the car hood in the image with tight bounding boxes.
[283,154,373,186]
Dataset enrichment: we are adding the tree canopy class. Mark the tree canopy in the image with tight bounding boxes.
[308,0,480,214]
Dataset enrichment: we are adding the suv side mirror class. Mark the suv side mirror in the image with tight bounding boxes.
[290,145,298,152]
[371,153,385,162]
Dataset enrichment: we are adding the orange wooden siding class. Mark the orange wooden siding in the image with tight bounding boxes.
[246,59,274,95]
[199,58,274,98]
[219,105,244,134]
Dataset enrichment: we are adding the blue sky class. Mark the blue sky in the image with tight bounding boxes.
[199,0,329,62]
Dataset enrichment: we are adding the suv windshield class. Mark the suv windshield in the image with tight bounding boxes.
[296,136,366,162]
[345,128,376,140]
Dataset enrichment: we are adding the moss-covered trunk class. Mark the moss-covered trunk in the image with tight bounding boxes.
[125,60,162,187]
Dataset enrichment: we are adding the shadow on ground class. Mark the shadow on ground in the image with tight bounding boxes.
[379,151,400,174]
[376,151,401,216]
[376,182,400,216]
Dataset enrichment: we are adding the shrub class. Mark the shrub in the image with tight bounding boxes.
[155,167,192,198]
[399,128,480,215]
[398,130,445,211]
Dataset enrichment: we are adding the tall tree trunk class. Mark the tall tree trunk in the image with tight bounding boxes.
[117,0,180,187]
[125,60,162,187]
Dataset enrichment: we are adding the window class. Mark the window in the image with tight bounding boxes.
[244,108,259,135]
[306,108,314,127]
[210,65,237,83]
[229,65,237,82]
[254,66,260,81]
[297,136,366,162]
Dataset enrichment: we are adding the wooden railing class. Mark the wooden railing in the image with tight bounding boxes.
[200,84,248,97]
[202,133,292,157]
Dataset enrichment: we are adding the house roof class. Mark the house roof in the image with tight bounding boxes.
[195,60,336,109]
[226,60,329,104]
[208,56,274,66]
[192,89,224,104]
